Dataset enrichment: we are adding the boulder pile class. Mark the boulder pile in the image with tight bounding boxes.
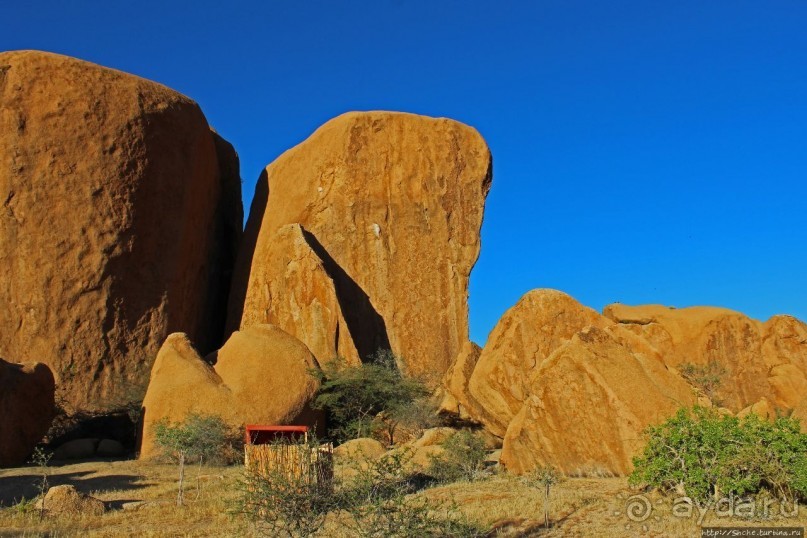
[441,289,807,475]
[139,325,321,458]
[2,50,805,476]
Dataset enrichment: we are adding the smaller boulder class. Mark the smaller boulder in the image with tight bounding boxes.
[484,449,502,466]
[738,398,777,420]
[140,325,321,458]
[384,445,444,473]
[36,485,105,516]
[334,438,387,461]
[0,358,55,467]
[96,439,125,457]
[409,428,457,448]
[53,439,99,460]
[467,289,609,436]
[500,326,695,476]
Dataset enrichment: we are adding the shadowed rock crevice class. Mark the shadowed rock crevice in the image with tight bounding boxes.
[224,169,268,338]
[301,228,391,362]
[198,131,244,352]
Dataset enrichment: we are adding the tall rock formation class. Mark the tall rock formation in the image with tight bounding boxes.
[139,325,321,458]
[228,111,491,382]
[0,51,242,413]
[0,358,55,467]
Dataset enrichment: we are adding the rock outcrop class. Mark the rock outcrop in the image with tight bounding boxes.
[438,341,482,420]
[603,304,807,412]
[0,50,242,413]
[467,290,608,436]
[37,485,105,516]
[499,327,694,476]
[140,325,321,458]
[333,438,387,461]
[235,223,359,366]
[793,398,807,433]
[444,290,807,475]
[0,358,55,467]
[228,111,492,381]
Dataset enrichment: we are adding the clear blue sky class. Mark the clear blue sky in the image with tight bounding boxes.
[3,1,806,344]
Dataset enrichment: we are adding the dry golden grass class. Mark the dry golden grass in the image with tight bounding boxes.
[0,459,251,537]
[1,459,805,537]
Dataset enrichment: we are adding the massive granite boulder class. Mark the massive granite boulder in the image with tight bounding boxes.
[499,327,694,476]
[0,358,55,467]
[603,304,807,412]
[140,325,321,458]
[0,51,242,413]
[227,111,492,382]
[466,289,608,436]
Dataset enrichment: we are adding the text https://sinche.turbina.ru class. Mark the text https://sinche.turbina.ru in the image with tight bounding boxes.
[611,492,804,536]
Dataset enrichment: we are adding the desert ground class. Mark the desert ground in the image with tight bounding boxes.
[1,457,804,537]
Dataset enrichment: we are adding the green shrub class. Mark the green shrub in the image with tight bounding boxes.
[236,439,487,537]
[153,413,235,505]
[29,447,51,521]
[337,448,486,537]
[630,406,807,503]
[522,466,563,528]
[310,350,432,444]
[427,430,488,483]
[679,361,727,403]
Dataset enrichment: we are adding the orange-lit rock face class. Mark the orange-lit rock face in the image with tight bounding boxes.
[467,289,608,436]
[500,327,694,476]
[793,398,807,433]
[228,111,491,382]
[0,358,55,467]
[447,289,807,475]
[438,341,482,420]
[603,304,807,412]
[0,51,241,412]
[139,325,321,458]
[234,223,359,367]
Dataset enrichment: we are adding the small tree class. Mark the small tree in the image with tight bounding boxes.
[311,350,431,444]
[630,406,807,503]
[373,395,439,447]
[523,466,563,528]
[427,430,488,483]
[30,447,52,521]
[679,360,727,403]
[153,413,232,505]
